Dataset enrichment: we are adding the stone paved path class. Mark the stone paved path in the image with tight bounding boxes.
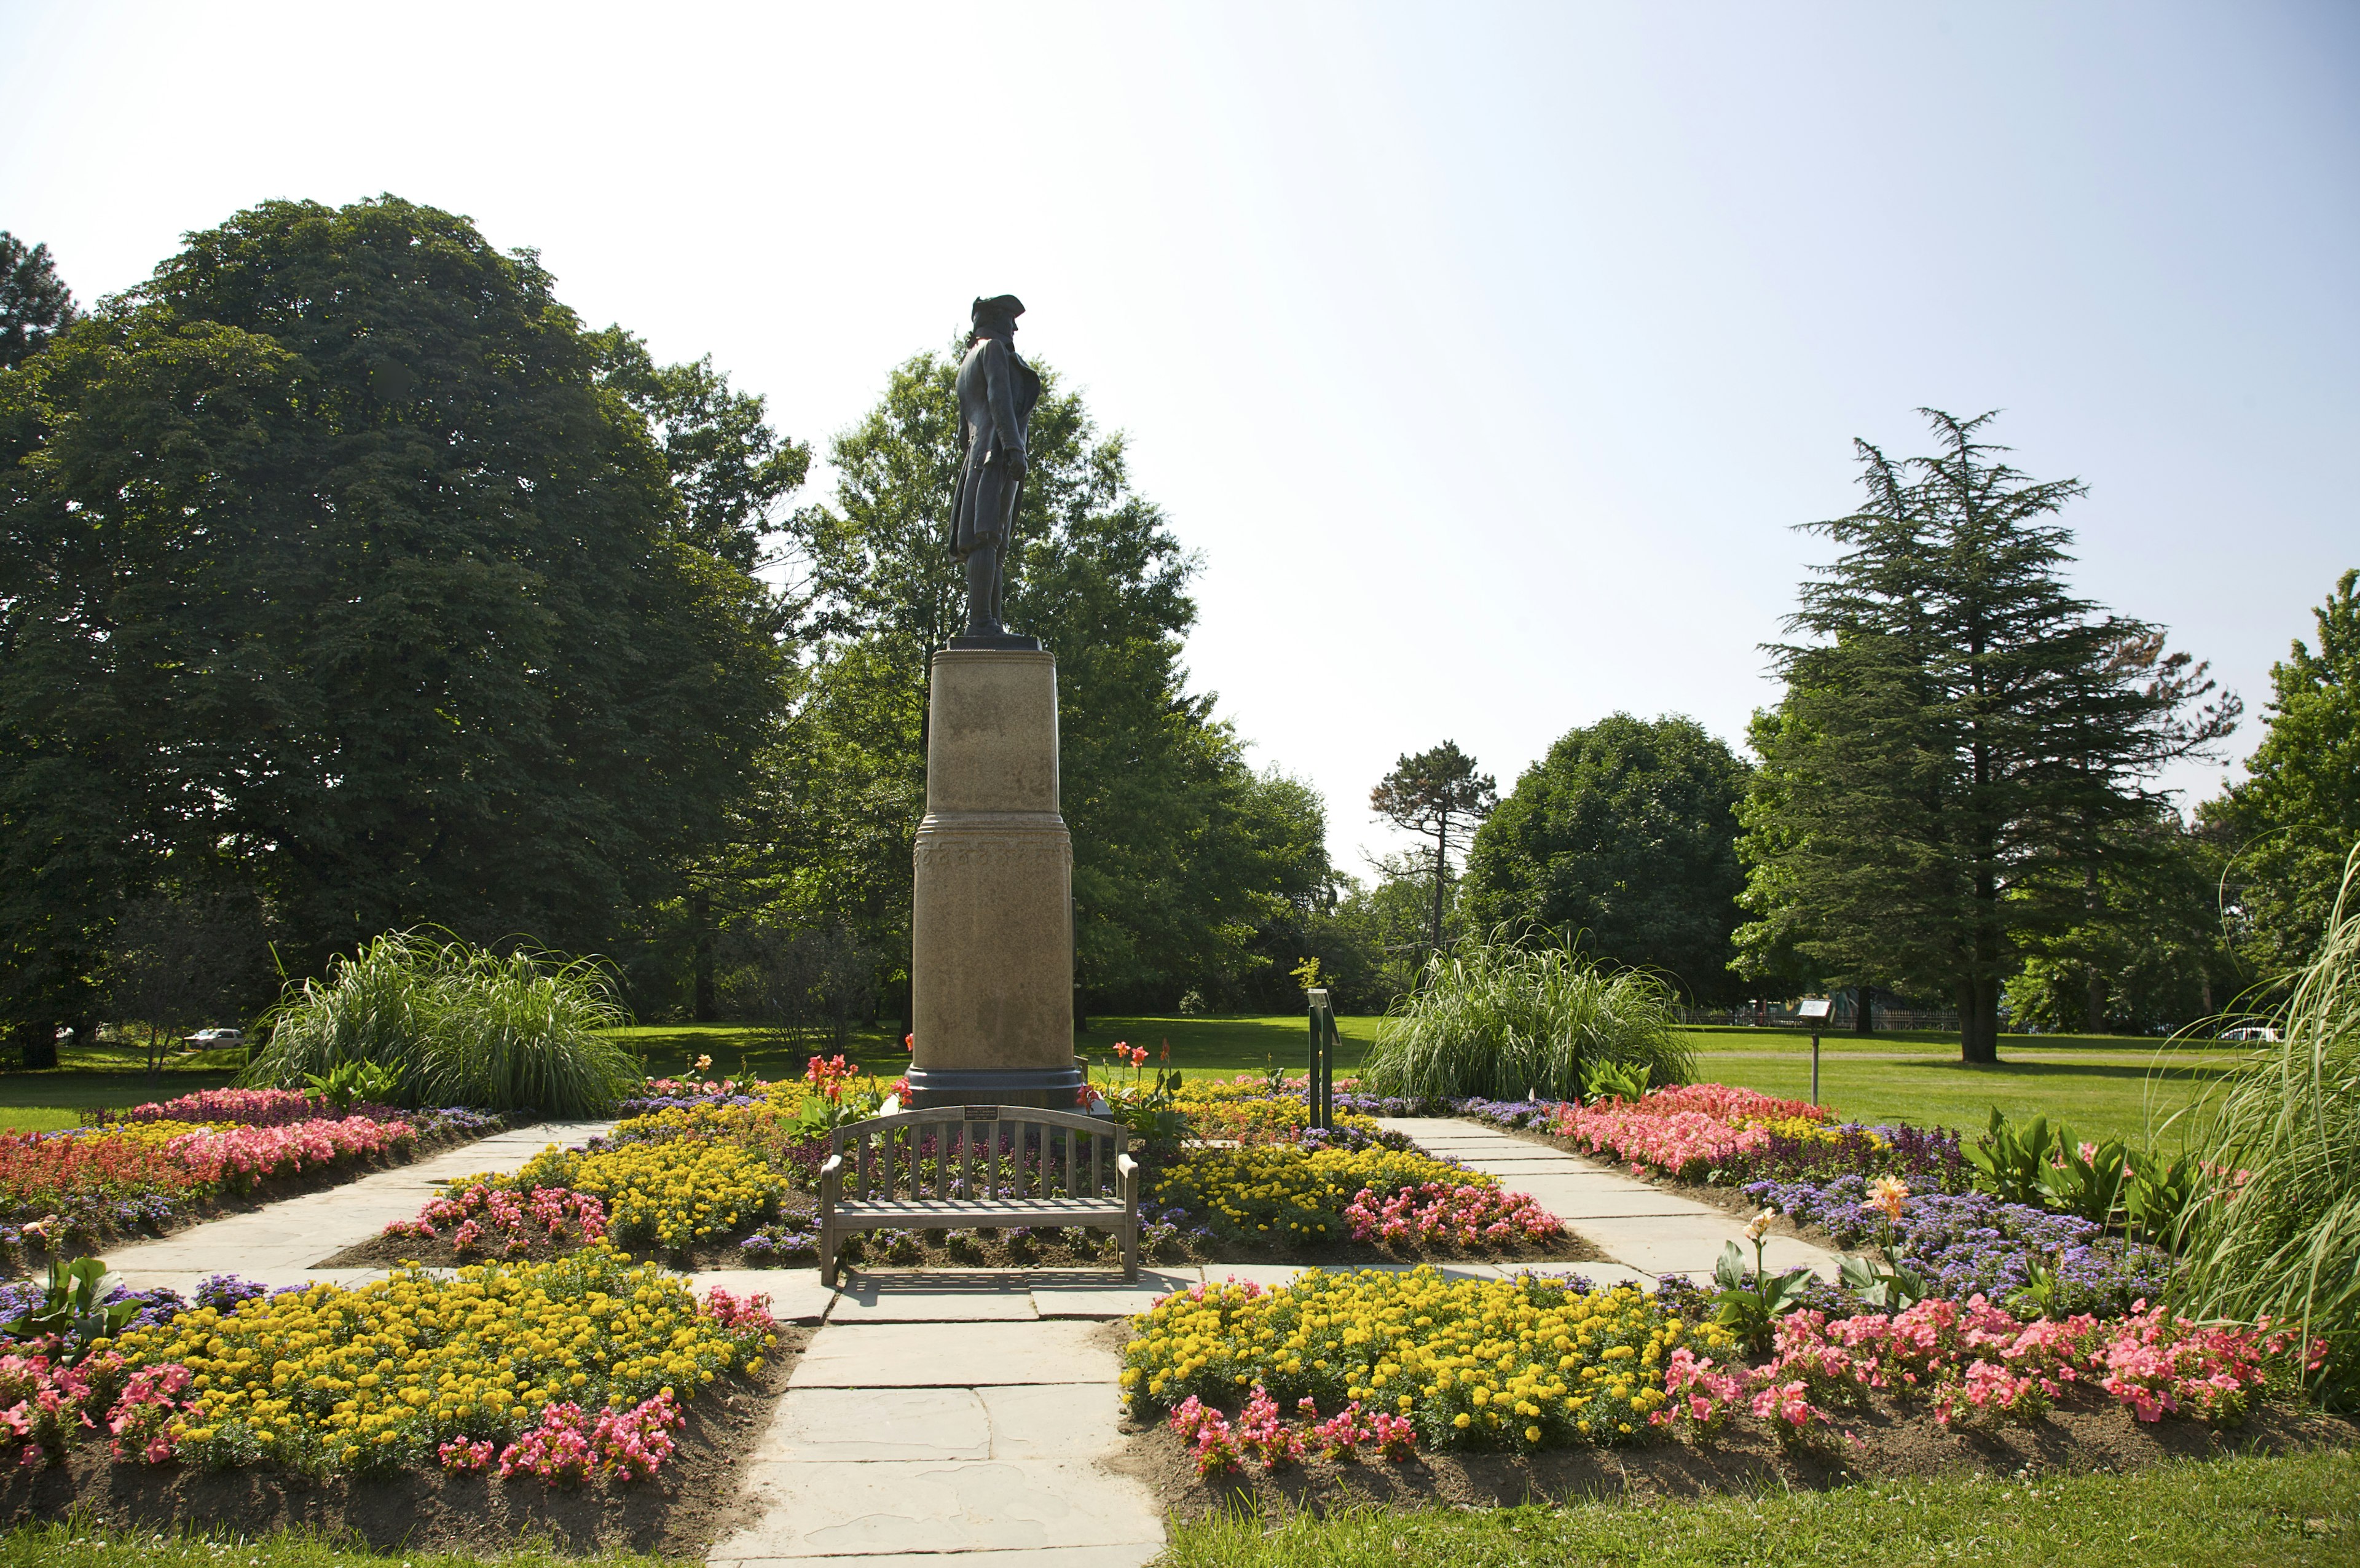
[1375,1115,1838,1280]
[706,1269,1178,1568]
[100,1119,614,1295]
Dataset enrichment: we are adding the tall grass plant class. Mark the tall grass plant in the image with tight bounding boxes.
[1358,931,1694,1102]
[242,931,638,1116]
[2169,845,2360,1398]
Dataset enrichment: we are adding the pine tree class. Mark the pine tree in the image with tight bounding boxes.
[1736,410,2238,1062]
[1371,741,1497,959]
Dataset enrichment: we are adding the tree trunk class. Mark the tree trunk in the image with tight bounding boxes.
[1854,984,1874,1035]
[1958,974,2002,1063]
[1430,814,1449,957]
[690,888,716,1024]
[2083,966,2103,1034]
[11,1019,57,1072]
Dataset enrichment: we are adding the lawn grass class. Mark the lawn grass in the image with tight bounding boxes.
[0,1519,672,1568]
[1162,1448,2358,1568]
[599,1016,2217,1144]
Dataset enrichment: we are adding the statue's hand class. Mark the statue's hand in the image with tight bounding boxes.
[999,447,1028,479]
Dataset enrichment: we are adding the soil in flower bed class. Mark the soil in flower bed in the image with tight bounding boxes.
[318,1214,1611,1274]
[1112,1386,2360,1520]
[0,1323,812,1556]
[7,1119,513,1279]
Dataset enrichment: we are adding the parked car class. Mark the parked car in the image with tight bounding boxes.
[186,1027,245,1047]
[2217,1025,2281,1043]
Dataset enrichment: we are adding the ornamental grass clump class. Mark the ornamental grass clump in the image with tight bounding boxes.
[2170,848,2360,1397]
[1122,1268,1731,1448]
[1359,935,1694,1102]
[244,930,640,1116]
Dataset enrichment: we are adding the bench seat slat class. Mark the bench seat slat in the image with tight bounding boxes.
[837,1199,1128,1223]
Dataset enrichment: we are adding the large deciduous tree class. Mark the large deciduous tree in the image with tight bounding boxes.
[1464,713,1750,1001]
[0,197,794,1039]
[752,348,1320,1016]
[2204,568,2360,978]
[1735,410,2236,1063]
[1371,741,1497,960]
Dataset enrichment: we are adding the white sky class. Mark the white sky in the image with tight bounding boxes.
[4,1,2353,875]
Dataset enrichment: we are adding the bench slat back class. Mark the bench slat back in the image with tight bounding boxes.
[830,1105,1127,1205]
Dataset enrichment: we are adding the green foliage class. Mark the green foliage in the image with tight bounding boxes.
[1965,1107,2052,1206]
[741,348,1322,1015]
[1371,740,1497,957]
[245,930,638,1116]
[1465,713,1750,1002]
[2038,1129,2130,1226]
[1710,1235,1815,1354]
[2170,846,2360,1394]
[1,1258,135,1364]
[2125,1149,2198,1247]
[1833,1247,1930,1312]
[0,231,76,370]
[1581,1058,1651,1104]
[2207,569,2360,976]
[303,1059,399,1110]
[2005,807,2249,1034]
[0,196,792,1036]
[1358,931,1694,1101]
[1735,410,2238,1062]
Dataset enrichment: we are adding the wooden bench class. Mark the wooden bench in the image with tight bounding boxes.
[818,1105,1138,1287]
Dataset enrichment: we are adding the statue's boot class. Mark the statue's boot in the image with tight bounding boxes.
[964,544,1002,637]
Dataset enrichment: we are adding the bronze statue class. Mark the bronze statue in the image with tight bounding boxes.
[949,294,1042,646]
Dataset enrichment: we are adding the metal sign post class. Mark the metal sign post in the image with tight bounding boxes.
[1811,1033,1822,1106]
[1306,987,1337,1130]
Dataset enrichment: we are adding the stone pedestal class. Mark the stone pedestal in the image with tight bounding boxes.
[906,649,1079,1109]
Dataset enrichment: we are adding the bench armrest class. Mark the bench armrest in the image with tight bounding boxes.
[820,1153,844,1209]
[1115,1151,1138,1205]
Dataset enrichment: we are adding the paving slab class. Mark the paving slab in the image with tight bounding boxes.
[826,1272,1042,1322]
[1509,1182,1728,1221]
[1029,1267,1201,1319]
[788,1319,1115,1387]
[757,1387,991,1462]
[710,1458,1164,1559]
[718,1549,1159,1568]
[979,1383,1128,1460]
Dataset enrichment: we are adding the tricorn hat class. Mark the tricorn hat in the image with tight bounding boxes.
[970,294,1026,326]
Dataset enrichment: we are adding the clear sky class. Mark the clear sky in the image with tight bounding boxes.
[4,1,2353,876]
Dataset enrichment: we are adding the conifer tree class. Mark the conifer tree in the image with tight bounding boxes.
[1736,410,2237,1062]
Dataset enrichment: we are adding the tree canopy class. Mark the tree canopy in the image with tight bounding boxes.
[0,232,76,370]
[1734,410,2237,1061]
[2205,568,2360,978]
[1464,713,1750,1001]
[0,196,795,1036]
[1371,740,1497,957]
[703,348,1324,1020]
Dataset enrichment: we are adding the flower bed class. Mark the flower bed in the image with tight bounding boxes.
[1147,1145,1562,1252]
[1122,1268,2324,1475]
[1123,1269,1726,1449]
[1,1246,778,1480]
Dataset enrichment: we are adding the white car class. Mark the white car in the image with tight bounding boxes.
[186,1027,245,1047]
[2217,1025,2280,1043]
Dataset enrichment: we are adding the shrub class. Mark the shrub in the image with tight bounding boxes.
[2170,847,2360,1397]
[1358,935,1694,1102]
[243,930,639,1116]
[1146,1144,1546,1247]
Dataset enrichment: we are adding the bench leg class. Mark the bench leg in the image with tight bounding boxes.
[819,1220,838,1289]
[1121,1217,1139,1282]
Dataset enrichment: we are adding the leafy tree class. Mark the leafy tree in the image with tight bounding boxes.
[2004,807,2248,1033]
[589,327,810,572]
[1371,741,1497,958]
[1297,852,1452,1013]
[1464,713,1750,1001]
[0,232,76,369]
[1736,410,2238,1063]
[106,890,275,1075]
[756,349,1318,1016]
[0,197,794,1036]
[2204,568,2360,976]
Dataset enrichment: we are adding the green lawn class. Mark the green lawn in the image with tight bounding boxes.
[0,1045,243,1132]
[602,1015,2222,1143]
[1,1521,668,1568]
[1165,1449,2358,1568]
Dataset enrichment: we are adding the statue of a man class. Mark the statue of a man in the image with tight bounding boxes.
[949,294,1041,643]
